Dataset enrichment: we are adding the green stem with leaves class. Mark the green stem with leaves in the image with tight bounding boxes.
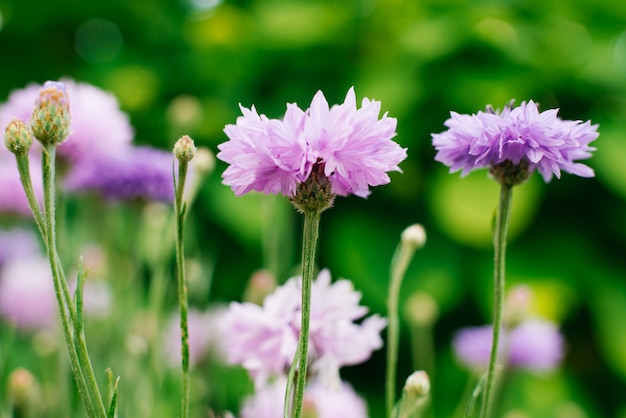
[42,145,107,418]
[479,184,512,418]
[174,159,191,418]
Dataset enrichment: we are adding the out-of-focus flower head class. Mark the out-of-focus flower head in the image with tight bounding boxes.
[218,87,406,199]
[62,146,175,202]
[432,101,598,185]
[0,228,40,265]
[239,375,367,418]
[0,256,56,331]
[0,79,133,163]
[452,319,564,373]
[221,269,386,387]
[164,307,226,367]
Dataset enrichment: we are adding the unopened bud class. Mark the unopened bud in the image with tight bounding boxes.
[503,285,533,328]
[403,370,430,398]
[173,134,196,163]
[30,81,71,146]
[8,368,40,415]
[401,224,426,249]
[192,146,215,177]
[243,269,277,305]
[404,292,439,327]
[4,118,33,156]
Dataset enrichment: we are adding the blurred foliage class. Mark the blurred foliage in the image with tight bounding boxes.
[1,0,626,416]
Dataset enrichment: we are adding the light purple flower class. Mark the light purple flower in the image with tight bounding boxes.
[432,101,598,182]
[220,269,386,386]
[239,376,367,418]
[452,320,564,372]
[164,308,226,367]
[218,87,406,198]
[0,256,56,331]
[0,150,43,216]
[0,228,40,265]
[0,79,133,163]
[62,146,175,202]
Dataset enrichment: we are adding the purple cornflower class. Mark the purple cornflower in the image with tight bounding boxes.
[0,79,133,163]
[452,320,564,372]
[62,146,175,202]
[220,269,386,387]
[239,376,367,418]
[432,101,598,183]
[218,87,406,198]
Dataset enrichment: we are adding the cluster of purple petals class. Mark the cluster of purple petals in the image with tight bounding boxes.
[432,101,598,182]
[452,320,564,372]
[220,269,386,387]
[62,146,175,202]
[218,87,407,198]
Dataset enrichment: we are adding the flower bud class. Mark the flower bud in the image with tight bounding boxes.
[173,134,196,163]
[243,269,277,305]
[301,397,319,418]
[4,118,33,156]
[401,224,426,249]
[404,292,439,328]
[8,368,41,416]
[30,81,71,146]
[403,370,430,398]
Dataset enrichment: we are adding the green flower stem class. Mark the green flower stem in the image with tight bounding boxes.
[286,210,321,418]
[42,146,107,418]
[15,155,46,241]
[174,160,191,418]
[479,183,513,418]
[386,240,419,418]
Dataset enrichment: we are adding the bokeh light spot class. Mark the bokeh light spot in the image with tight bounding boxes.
[75,18,124,63]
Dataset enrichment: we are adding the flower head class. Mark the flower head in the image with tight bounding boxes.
[452,319,564,372]
[218,87,406,200]
[30,81,71,146]
[220,269,386,386]
[432,101,598,184]
[62,146,175,202]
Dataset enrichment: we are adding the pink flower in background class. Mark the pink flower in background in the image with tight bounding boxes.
[0,79,133,163]
[164,308,226,367]
[432,101,598,182]
[0,256,56,330]
[239,376,367,418]
[0,228,40,265]
[221,269,386,386]
[0,151,42,216]
[452,320,564,372]
[218,87,406,197]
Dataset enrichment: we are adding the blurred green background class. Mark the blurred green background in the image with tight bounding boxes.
[1,0,626,416]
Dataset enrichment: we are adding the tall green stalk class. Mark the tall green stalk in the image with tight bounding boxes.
[174,147,192,418]
[286,210,321,418]
[479,184,512,418]
[42,145,107,418]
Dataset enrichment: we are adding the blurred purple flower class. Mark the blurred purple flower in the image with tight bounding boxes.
[218,87,406,198]
[164,307,226,367]
[62,146,175,202]
[0,256,56,331]
[432,101,598,182]
[239,376,367,418]
[452,320,564,372]
[0,79,133,163]
[221,269,386,386]
[0,150,43,216]
[0,228,40,265]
